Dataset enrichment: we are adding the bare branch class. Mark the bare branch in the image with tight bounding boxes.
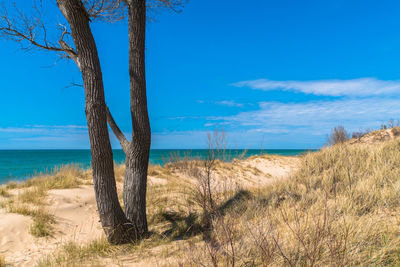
[147,0,187,13]
[58,24,81,69]
[0,2,80,68]
[63,82,84,90]
[0,4,61,52]
[106,105,130,153]
[83,0,128,22]
[81,0,188,23]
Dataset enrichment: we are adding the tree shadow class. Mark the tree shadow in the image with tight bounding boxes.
[217,189,253,216]
[160,190,253,241]
[161,211,203,240]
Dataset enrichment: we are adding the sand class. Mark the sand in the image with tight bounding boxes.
[0,155,300,266]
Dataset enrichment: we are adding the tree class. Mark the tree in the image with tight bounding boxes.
[0,0,185,243]
[0,0,135,244]
[106,0,185,237]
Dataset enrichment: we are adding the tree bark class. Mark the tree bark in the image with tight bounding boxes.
[123,0,151,237]
[56,0,136,244]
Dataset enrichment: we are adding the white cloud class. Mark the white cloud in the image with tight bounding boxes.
[197,100,244,108]
[215,100,244,107]
[210,98,400,136]
[0,125,87,133]
[233,77,400,97]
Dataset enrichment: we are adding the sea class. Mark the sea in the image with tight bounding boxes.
[0,149,314,184]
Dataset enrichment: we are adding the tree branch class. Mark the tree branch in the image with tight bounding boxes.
[106,105,130,153]
[0,3,80,68]
[58,24,81,69]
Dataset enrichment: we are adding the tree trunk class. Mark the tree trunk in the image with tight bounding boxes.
[56,0,135,244]
[123,0,151,237]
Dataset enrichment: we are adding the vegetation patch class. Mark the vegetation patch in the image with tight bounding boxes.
[0,187,9,198]
[37,239,114,267]
[181,139,400,266]
[0,255,5,267]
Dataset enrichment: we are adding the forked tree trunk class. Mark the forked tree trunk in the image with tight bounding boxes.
[123,0,151,236]
[56,0,135,244]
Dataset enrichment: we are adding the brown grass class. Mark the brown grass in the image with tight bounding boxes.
[37,238,114,266]
[0,186,9,198]
[183,139,400,266]
[0,255,5,267]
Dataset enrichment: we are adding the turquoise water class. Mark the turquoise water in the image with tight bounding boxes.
[0,149,313,184]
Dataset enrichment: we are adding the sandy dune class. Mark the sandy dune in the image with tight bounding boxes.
[0,155,300,266]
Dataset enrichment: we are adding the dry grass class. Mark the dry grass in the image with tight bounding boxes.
[15,164,89,190]
[4,201,55,237]
[29,208,55,237]
[0,255,5,267]
[183,139,400,266]
[37,238,114,267]
[0,186,9,198]
[13,138,400,266]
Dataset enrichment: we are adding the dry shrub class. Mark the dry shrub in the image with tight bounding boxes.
[391,127,400,137]
[327,126,350,145]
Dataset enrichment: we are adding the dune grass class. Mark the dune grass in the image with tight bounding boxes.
[0,187,9,198]
[11,164,90,190]
[37,238,114,267]
[0,255,5,267]
[183,139,400,266]
[4,202,55,237]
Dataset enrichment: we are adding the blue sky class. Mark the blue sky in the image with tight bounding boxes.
[1,0,400,149]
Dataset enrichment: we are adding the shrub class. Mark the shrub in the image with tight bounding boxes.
[351,128,372,139]
[327,126,350,145]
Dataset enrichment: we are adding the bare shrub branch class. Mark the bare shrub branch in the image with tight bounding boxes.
[326,125,350,145]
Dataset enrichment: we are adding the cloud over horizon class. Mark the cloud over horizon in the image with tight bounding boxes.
[206,96,400,142]
[233,77,400,97]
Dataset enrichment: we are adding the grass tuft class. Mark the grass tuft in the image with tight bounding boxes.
[29,209,55,237]
[0,187,9,198]
[37,239,114,267]
[0,255,5,267]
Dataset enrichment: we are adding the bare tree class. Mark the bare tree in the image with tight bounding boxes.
[0,0,185,243]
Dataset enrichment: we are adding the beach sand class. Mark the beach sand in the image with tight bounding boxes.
[0,155,300,266]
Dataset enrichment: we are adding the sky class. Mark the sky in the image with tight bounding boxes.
[1,0,400,149]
